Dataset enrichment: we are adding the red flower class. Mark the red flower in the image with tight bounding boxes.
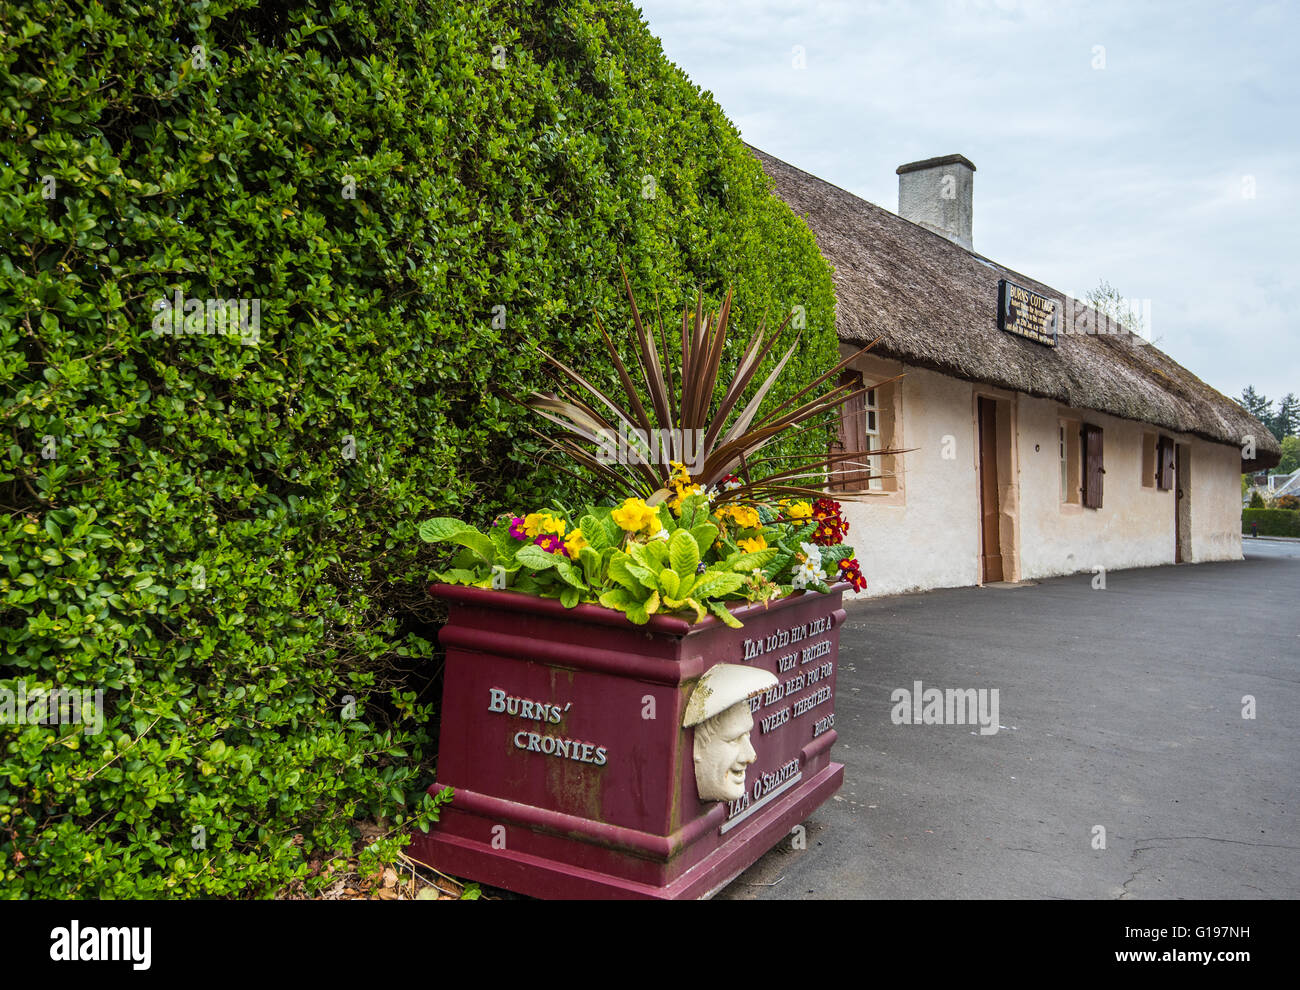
[837,556,867,592]
[808,497,850,545]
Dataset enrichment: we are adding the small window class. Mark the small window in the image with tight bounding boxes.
[831,372,895,493]
[864,388,881,492]
[1060,420,1081,504]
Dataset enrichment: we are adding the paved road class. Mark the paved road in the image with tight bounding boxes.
[720,551,1300,899]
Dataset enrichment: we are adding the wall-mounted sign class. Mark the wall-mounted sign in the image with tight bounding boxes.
[998,279,1058,346]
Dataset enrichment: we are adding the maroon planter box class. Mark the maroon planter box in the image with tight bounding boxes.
[407,582,847,899]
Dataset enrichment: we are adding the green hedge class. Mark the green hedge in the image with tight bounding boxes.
[0,0,838,896]
[1242,508,1300,537]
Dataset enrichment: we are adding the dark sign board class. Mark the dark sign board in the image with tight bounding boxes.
[998,278,1058,346]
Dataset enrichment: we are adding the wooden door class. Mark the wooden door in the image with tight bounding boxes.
[978,397,1003,583]
[1081,424,1104,508]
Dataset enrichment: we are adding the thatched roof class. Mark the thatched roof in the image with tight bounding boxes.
[752,146,1280,471]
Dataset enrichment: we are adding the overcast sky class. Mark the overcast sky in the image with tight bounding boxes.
[635,0,1299,408]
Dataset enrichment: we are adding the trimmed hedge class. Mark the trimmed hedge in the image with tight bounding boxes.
[1242,508,1300,538]
[0,0,838,896]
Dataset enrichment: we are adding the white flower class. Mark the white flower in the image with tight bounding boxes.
[799,542,823,570]
[651,528,670,541]
[723,478,742,491]
[491,565,508,590]
[791,558,827,590]
[704,486,719,503]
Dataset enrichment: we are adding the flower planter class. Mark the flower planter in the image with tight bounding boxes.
[407,582,847,899]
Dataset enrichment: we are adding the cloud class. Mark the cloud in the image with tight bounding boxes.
[636,0,1300,402]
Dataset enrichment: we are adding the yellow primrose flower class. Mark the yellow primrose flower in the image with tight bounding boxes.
[611,498,659,535]
[738,534,768,553]
[786,500,813,522]
[720,504,760,530]
[564,529,588,555]
[667,482,703,513]
[523,511,566,538]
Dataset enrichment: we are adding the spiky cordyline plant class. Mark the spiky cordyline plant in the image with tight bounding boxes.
[526,268,903,505]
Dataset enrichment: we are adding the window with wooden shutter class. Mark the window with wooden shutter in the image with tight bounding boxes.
[1156,435,1175,490]
[830,370,867,492]
[1081,423,1104,508]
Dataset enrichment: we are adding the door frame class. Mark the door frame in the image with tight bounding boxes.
[977,395,1004,583]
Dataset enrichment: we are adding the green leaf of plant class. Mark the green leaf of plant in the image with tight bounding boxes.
[658,568,679,599]
[708,600,744,628]
[553,558,587,590]
[607,552,640,592]
[559,586,579,608]
[681,596,706,623]
[627,560,658,590]
[432,568,480,585]
[515,544,560,570]
[727,548,778,573]
[691,570,745,599]
[578,514,609,552]
[418,517,472,543]
[642,539,669,569]
[668,529,700,578]
[578,546,603,586]
[690,523,718,552]
[599,588,634,611]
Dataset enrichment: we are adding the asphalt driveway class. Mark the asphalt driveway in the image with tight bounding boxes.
[720,540,1300,899]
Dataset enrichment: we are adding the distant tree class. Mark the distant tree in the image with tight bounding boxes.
[1087,279,1151,341]
[1249,490,1266,508]
[1277,436,1300,475]
[1274,392,1299,438]
[1238,386,1278,439]
[1275,494,1300,511]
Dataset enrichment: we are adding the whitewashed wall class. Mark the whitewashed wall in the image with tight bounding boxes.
[837,351,1245,599]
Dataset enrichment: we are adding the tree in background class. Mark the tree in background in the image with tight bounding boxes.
[1236,385,1296,444]
[1274,393,1300,439]
[1249,490,1267,508]
[1087,279,1152,343]
[1278,436,1300,475]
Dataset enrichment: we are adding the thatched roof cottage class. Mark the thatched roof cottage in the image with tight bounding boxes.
[754,147,1280,595]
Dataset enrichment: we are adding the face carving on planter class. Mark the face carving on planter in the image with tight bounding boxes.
[683,662,777,803]
[693,702,758,802]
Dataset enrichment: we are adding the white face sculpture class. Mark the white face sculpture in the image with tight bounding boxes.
[693,701,759,802]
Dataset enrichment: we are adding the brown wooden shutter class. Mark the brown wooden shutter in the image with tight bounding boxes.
[830,370,866,491]
[1082,424,1104,508]
[1156,435,1175,490]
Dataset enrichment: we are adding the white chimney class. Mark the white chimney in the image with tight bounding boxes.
[897,154,976,251]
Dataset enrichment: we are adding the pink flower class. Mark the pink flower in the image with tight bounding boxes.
[534,533,567,556]
[509,516,528,540]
